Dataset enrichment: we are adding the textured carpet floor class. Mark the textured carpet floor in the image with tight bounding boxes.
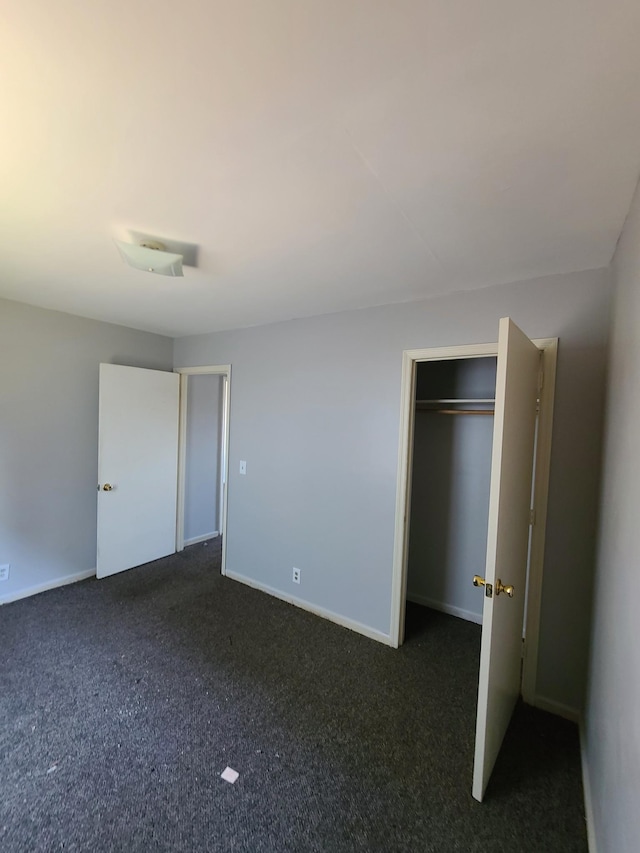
[0,541,587,852]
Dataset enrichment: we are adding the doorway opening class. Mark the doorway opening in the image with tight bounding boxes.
[175,365,231,575]
[406,356,497,629]
[391,327,557,800]
[390,336,557,705]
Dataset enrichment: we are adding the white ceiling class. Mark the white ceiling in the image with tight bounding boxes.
[2,0,640,337]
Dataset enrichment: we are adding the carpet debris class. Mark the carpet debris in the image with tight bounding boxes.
[221,766,239,784]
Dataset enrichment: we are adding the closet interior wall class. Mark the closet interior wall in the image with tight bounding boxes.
[407,358,498,624]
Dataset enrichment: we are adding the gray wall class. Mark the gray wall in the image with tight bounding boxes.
[585,180,640,852]
[184,374,222,542]
[174,266,611,712]
[0,299,173,601]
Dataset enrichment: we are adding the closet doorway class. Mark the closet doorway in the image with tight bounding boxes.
[390,318,557,800]
[407,356,497,626]
[175,365,231,575]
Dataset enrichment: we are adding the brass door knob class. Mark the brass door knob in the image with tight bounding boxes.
[495,579,515,597]
[102,483,113,491]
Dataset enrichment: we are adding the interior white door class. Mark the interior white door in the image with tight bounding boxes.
[97,364,180,578]
[472,318,541,801]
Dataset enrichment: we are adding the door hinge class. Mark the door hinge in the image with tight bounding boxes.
[529,508,536,526]
[537,366,544,393]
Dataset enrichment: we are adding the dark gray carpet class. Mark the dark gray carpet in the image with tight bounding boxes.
[1,541,587,852]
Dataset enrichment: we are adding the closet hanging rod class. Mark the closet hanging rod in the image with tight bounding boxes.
[426,408,495,416]
[415,398,495,404]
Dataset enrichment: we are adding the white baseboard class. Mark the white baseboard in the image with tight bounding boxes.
[184,531,219,546]
[531,694,580,723]
[407,592,483,625]
[0,569,96,606]
[579,719,598,853]
[225,569,393,646]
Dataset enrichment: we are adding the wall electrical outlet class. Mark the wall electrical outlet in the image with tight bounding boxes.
[292,567,301,584]
[0,564,10,582]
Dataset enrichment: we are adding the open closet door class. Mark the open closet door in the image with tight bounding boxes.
[472,318,540,801]
[97,364,179,579]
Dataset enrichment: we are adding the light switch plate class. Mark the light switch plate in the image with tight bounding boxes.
[239,460,247,475]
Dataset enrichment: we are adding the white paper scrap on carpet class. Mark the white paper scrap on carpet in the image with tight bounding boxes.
[221,766,239,784]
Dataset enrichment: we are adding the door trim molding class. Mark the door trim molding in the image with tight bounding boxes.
[579,720,599,853]
[174,365,231,576]
[389,337,558,707]
[522,338,558,705]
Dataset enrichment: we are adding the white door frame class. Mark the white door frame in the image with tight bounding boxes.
[389,337,557,706]
[174,365,231,576]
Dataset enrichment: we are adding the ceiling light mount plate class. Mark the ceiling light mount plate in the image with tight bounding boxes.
[129,231,199,268]
[139,239,166,252]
